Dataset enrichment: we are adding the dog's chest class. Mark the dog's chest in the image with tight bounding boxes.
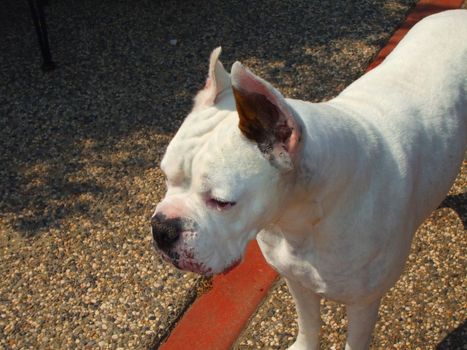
[257,229,328,295]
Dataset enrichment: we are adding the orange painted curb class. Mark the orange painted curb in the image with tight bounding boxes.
[367,0,464,71]
[159,1,464,349]
[159,241,278,350]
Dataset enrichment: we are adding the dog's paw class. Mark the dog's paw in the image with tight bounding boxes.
[286,343,302,350]
[286,338,319,350]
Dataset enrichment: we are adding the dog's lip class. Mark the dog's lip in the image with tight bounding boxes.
[153,242,174,262]
[153,240,240,275]
[177,259,213,275]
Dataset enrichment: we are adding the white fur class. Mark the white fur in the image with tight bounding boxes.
[154,11,467,349]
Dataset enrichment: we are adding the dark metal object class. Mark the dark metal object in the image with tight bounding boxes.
[26,0,55,71]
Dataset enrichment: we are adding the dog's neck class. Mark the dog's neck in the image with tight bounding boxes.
[274,99,380,242]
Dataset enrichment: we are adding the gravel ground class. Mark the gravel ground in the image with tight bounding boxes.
[1,0,463,349]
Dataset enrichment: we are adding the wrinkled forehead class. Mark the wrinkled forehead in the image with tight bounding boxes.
[161,110,274,191]
[194,128,272,189]
[161,106,232,174]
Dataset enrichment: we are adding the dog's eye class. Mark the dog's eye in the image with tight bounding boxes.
[207,197,236,211]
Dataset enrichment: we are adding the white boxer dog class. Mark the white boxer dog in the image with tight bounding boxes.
[152,10,467,349]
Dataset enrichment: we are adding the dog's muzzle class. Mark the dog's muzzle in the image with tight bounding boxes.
[151,213,182,253]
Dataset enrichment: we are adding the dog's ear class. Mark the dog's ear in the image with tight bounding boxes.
[193,47,231,111]
[231,62,301,170]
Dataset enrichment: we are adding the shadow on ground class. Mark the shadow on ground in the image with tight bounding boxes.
[439,193,466,228]
[0,0,420,237]
[436,320,467,350]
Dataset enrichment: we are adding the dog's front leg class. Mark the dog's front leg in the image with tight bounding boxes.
[286,278,322,350]
[344,299,380,350]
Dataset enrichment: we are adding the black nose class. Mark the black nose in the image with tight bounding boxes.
[151,213,182,252]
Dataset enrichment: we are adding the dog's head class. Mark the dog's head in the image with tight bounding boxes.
[152,48,302,275]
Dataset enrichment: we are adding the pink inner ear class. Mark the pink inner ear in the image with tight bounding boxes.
[233,63,291,126]
[235,70,275,104]
[232,62,302,158]
[204,77,212,90]
[193,47,230,111]
[287,124,301,155]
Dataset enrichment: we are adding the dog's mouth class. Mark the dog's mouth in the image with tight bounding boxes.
[154,241,241,276]
[154,244,212,275]
[177,259,213,275]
